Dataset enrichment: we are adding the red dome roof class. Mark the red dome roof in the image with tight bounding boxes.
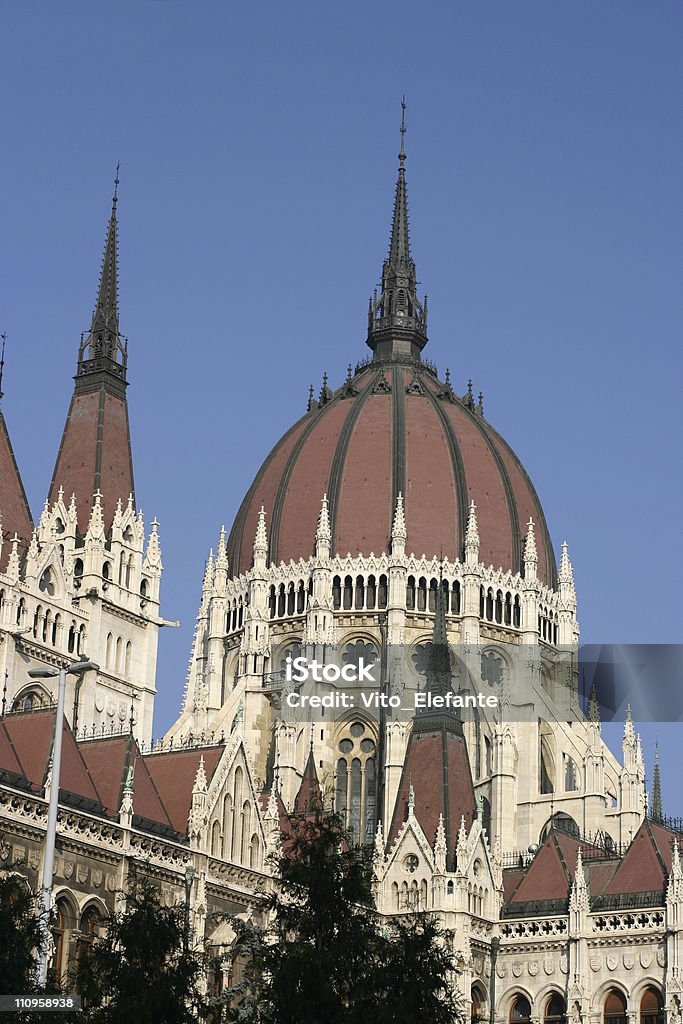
[226,362,556,587]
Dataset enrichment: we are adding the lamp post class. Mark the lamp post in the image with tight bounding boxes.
[184,864,196,953]
[28,657,99,989]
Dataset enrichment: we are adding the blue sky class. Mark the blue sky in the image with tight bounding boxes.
[2,3,681,812]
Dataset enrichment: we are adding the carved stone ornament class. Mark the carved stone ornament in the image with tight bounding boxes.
[528,961,539,977]
[544,958,555,976]
[559,955,569,975]
[512,962,523,978]
[623,953,635,970]
[590,955,602,973]
[496,963,508,979]
[63,859,75,879]
[606,955,618,971]
[92,870,103,888]
[640,951,653,969]
[657,949,666,968]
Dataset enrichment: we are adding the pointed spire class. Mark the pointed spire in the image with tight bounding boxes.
[652,742,663,821]
[523,517,538,578]
[559,540,574,587]
[391,492,406,556]
[588,682,601,726]
[367,98,427,360]
[144,517,162,571]
[624,704,635,745]
[374,820,385,859]
[570,847,590,913]
[84,166,122,360]
[465,500,480,566]
[86,490,106,542]
[434,813,447,873]
[193,754,208,794]
[315,493,331,558]
[253,505,268,569]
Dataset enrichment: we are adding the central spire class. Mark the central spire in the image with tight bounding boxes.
[367,97,428,362]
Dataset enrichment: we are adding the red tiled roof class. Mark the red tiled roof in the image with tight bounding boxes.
[142,746,224,835]
[78,736,132,817]
[0,720,27,778]
[1,711,102,807]
[602,820,674,897]
[294,748,323,816]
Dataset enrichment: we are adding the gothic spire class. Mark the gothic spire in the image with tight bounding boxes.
[48,171,136,532]
[78,166,127,382]
[652,742,663,821]
[367,98,428,361]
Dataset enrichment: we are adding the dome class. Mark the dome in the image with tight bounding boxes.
[226,360,556,587]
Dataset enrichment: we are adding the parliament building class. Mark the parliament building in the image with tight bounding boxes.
[0,118,677,1024]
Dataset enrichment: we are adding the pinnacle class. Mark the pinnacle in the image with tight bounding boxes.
[524,517,538,564]
[391,492,406,541]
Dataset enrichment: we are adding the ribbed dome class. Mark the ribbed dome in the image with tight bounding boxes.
[226,361,556,587]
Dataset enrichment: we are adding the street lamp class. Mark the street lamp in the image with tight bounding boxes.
[184,864,196,953]
[28,657,99,989]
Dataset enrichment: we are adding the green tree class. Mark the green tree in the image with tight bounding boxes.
[222,810,466,1024]
[0,873,42,994]
[74,879,207,1024]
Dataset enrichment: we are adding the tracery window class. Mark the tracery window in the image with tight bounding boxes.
[335,721,376,844]
[510,996,531,1024]
[544,994,567,1024]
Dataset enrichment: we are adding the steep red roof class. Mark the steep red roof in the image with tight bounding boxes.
[78,735,133,817]
[1,710,102,807]
[0,719,27,779]
[387,716,477,866]
[0,408,34,562]
[143,746,224,836]
[602,820,674,898]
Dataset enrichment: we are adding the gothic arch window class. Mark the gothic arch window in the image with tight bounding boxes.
[77,624,86,655]
[479,586,485,618]
[544,994,567,1024]
[125,641,132,676]
[68,621,76,653]
[106,633,113,668]
[564,755,579,792]
[77,906,103,969]
[115,637,123,673]
[287,582,295,616]
[102,561,111,582]
[335,722,377,844]
[406,576,416,610]
[139,577,148,599]
[52,612,61,646]
[484,735,492,776]
[495,590,503,624]
[604,991,627,1024]
[211,819,221,856]
[428,578,438,613]
[504,591,512,625]
[513,595,521,628]
[277,584,285,618]
[354,576,365,610]
[39,566,55,596]
[640,988,664,1024]
[343,576,353,610]
[74,558,84,585]
[486,588,494,621]
[16,597,25,627]
[451,580,461,614]
[366,575,376,610]
[417,577,427,612]
[539,720,555,795]
[480,796,491,839]
[232,767,243,858]
[33,605,43,639]
[238,597,244,628]
[43,608,52,643]
[392,881,399,910]
[332,576,341,610]
[51,896,77,987]
[377,575,388,609]
[249,833,260,869]
[241,801,251,864]
[296,580,306,614]
[510,996,532,1024]
[268,585,276,618]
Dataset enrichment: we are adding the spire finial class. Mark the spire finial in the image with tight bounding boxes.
[113,161,120,205]
[399,95,407,166]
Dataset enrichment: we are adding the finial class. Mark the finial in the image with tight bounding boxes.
[399,95,407,166]
[113,161,121,205]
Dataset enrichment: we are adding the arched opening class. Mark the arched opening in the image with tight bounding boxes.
[640,988,664,1024]
[406,576,416,610]
[417,577,427,612]
[544,994,567,1024]
[366,574,376,610]
[377,575,387,609]
[451,580,461,614]
[343,575,353,610]
[472,986,486,1024]
[510,996,531,1024]
[604,990,627,1024]
[332,576,341,609]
